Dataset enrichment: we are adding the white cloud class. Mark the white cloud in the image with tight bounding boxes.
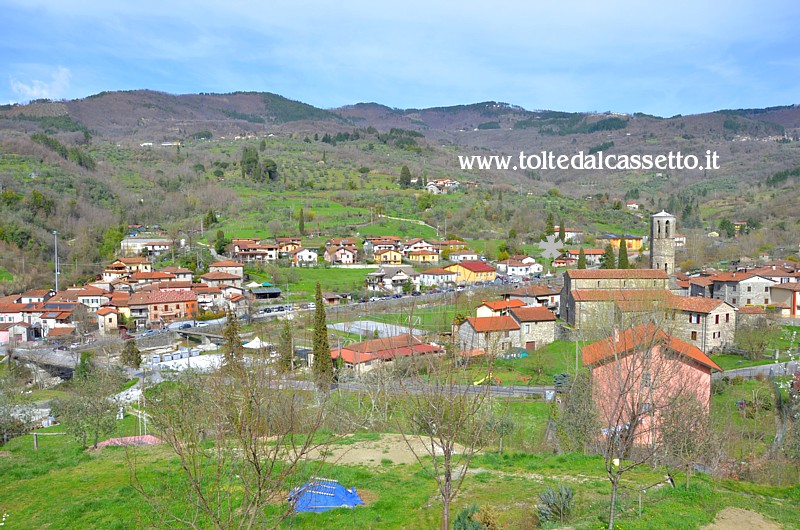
[10,66,72,101]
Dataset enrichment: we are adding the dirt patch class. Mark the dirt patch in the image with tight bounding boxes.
[0,450,11,458]
[307,433,466,467]
[701,508,781,530]
[355,488,379,506]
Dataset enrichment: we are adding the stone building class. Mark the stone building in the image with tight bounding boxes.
[650,210,676,275]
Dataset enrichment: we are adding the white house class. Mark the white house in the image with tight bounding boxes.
[290,247,319,267]
[419,268,457,288]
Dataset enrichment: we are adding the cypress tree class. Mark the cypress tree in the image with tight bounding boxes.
[298,207,305,235]
[617,238,630,269]
[600,244,616,269]
[558,223,566,242]
[277,319,293,373]
[221,309,243,374]
[577,248,587,269]
[312,282,333,389]
[545,213,555,236]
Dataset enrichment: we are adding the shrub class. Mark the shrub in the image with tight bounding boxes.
[475,506,502,530]
[536,484,573,524]
[453,504,484,530]
[731,375,745,386]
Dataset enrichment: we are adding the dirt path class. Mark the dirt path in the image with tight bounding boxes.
[307,433,465,467]
[701,508,782,530]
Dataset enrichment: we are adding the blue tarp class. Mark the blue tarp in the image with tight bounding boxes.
[290,478,364,513]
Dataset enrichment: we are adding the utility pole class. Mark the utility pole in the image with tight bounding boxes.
[53,230,59,291]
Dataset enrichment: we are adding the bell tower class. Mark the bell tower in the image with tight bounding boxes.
[650,211,676,274]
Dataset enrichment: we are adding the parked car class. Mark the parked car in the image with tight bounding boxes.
[180,323,192,329]
[142,329,157,337]
[411,291,422,296]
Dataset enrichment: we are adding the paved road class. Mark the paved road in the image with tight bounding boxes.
[713,360,800,380]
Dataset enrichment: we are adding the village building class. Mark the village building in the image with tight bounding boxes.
[583,323,721,446]
[444,260,497,285]
[328,334,443,373]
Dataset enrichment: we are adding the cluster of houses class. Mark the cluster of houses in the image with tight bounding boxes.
[0,258,254,343]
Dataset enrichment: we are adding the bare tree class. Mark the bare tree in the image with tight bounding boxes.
[0,368,33,445]
[582,322,719,529]
[131,359,334,529]
[396,355,493,529]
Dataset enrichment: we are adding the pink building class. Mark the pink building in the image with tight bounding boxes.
[582,323,721,446]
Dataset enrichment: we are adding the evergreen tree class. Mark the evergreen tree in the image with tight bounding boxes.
[221,309,243,374]
[277,319,293,373]
[558,223,566,243]
[600,244,616,269]
[399,165,412,188]
[204,208,217,228]
[617,238,630,269]
[120,339,141,369]
[214,230,227,255]
[545,213,555,236]
[298,207,305,235]
[312,283,333,389]
[577,247,587,269]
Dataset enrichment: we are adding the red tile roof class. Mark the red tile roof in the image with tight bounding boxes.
[570,289,669,303]
[96,307,117,316]
[507,285,559,297]
[209,260,243,268]
[710,272,756,283]
[509,306,557,322]
[582,323,722,371]
[668,295,727,313]
[466,316,520,332]
[480,299,526,311]
[201,271,241,281]
[566,269,668,279]
[770,283,800,292]
[330,334,442,364]
[738,306,766,314]
[47,326,76,337]
[452,260,496,273]
[421,268,454,276]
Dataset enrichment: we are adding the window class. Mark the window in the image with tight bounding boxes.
[747,299,751,305]
[747,286,752,292]
[765,286,770,292]
[715,314,719,324]
[689,313,700,324]
[725,313,730,323]
[733,298,737,305]
[524,324,530,333]
[691,331,697,340]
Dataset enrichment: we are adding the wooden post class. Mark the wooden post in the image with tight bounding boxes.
[638,492,642,518]
[33,433,38,450]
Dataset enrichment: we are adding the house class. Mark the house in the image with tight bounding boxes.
[76,286,111,312]
[666,295,736,353]
[324,245,357,264]
[231,239,278,262]
[595,234,644,252]
[117,257,153,274]
[129,271,177,288]
[552,226,584,243]
[708,272,775,308]
[458,316,520,352]
[419,267,457,288]
[626,201,640,210]
[431,240,468,253]
[509,306,557,351]
[120,238,172,256]
[407,250,439,264]
[208,260,244,279]
[401,238,436,256]
[276,237,302,255]
[448,249,480,263]
[0,322,32,345]
[364,236,402,256]
[289,247,318,267]
[366,265,420,294]
[141,291,198,328]
[328,334,443,373]
[503,284,560,312]
[19,289,53,304]
[444,260,496,285]
[200,271,243,289]
[160,266,194,282]
[476,299,526,318]
[582,323,721,447]
[374,249,403,265]
[193,284,224,309]
[321,292,342,306]
[564,249,605,267]
[769,283,800,318]
[495,259,532,277]
[96,307,118,335]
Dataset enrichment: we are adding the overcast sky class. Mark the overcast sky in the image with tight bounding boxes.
[2,1,798,116]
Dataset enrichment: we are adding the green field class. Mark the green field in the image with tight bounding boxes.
[0,266,13,282]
